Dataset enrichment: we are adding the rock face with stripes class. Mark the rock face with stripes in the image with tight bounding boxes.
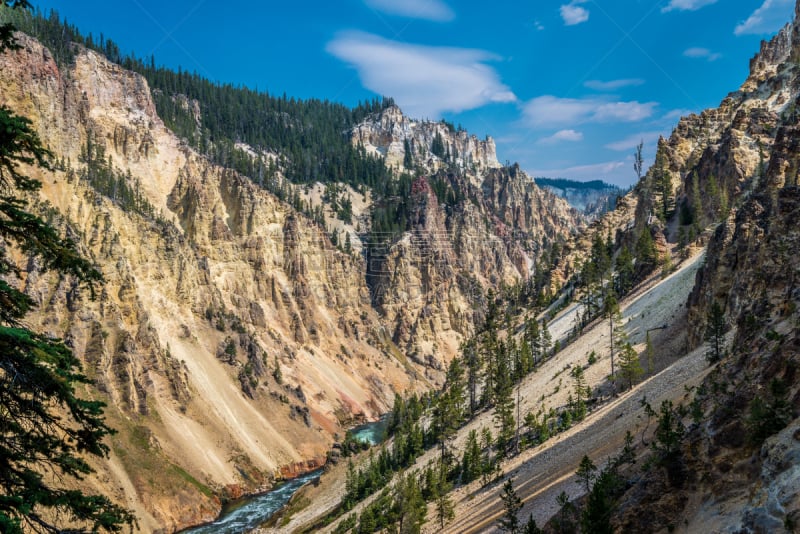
[0,32,582,531]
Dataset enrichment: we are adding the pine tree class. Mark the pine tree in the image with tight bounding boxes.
[480,427,496,485]
[635,227,657,276]
[498,479,522,533]
[0,5,135,531]
[570,366,588,420]
[645,331,655,375]
[433,463,454,528]
[615,245,635,296]
[746,378,792,445]
[493,343,516,455]
[432,385,459,464]
[591,233,611,283]
[604,294,627,390]
[344,460,357,509]
[618,342,643,390]
[445,357,466,424]
[519,337,533,377]
[555,491,577,534]
[651,400,685,464]
[394,472,426,534]
[576,455,597,494]
[654,150,672,220]
[524,514,543,534]
[704,301,726,364]
[633,140,644,182]
[461,429,482,483]
[431,131,446,158]
[403,138,413,169]
[463,339,483,415]
[540,321,552,358]
[526,317,542,366]
[480,295,501,407]
[580,468,620,534]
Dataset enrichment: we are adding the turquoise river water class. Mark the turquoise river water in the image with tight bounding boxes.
[181,417,387,533]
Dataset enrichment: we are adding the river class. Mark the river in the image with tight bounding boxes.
[348,415,388,446]
[181,417,387,533]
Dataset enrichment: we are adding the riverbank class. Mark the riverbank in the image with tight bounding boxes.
[179,416,388,533]
[252,417,390,533]
[179,469,322,534]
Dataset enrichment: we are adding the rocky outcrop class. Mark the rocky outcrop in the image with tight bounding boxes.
[632,7,800,247]
[675,7,800,348]
[612,7,800,531]
[351,105,501,181]
[352,107,583,362]
[367,165,583,362]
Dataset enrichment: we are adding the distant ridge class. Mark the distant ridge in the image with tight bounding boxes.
[535,177,624,218]
[534,177,616,191]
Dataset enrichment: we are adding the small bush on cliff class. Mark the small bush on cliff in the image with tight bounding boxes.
[746,378,792,446]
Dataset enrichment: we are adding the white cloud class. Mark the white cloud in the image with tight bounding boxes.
[523,96,595,126]
[364,0,455,22]
[327,32,516,119]
[662,0,718,13]
[539,129,584,144]
[605,131,664,151]
[584,78,645,91]
[594,101,658,122]
[683,47,722,61]
[522,95,657,127]
[734,0,794,36]
[560,1,589,26]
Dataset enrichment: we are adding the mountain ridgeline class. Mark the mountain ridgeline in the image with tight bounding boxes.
[1,2,799,534]
[0,5,582,532]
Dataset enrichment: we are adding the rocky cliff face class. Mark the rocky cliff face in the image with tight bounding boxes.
[351,105,501,181]
[640,3,800,349]
[346,103,585,366]
[364,164,583,363]
[0,32,582,531]
[0,35,425,532]
[612,7,800,531]
[632,11,800,248]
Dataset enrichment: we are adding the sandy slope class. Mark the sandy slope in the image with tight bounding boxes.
[430,251,708,533]
[440,339,712,533]
[302,250,708,533]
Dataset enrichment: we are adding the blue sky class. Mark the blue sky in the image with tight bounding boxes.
[31,0,796,186]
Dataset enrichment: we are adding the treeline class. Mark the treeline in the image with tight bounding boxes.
[0,6,396,190]
[535,178,618,192]
[54,133,159,220]
[1,6,425,256]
